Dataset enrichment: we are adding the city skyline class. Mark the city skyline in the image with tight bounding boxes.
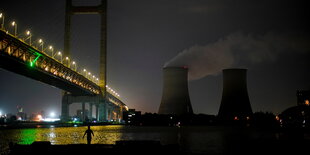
[0,0,309,116]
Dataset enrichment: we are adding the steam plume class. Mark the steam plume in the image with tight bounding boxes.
[165,32,310,80]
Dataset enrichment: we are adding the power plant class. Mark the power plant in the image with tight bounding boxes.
[218,68,253,121]
[158,67,193,115]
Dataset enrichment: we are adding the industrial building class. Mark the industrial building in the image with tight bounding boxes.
[297,90,310,106]
[158,67,193,115]
[218,68,253,121]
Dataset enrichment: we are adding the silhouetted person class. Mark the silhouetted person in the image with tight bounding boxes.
[83,125,94,144]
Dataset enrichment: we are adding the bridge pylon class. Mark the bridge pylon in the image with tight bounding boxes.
[61,0,109,122]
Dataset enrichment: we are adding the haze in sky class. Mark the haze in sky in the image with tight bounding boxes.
[0,0,309,116]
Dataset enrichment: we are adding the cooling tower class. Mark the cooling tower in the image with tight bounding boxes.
[218,68,253,121]
[158,67,193,115]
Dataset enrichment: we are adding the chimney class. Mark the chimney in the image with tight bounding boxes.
[158,67,193,115]
[218,68,253,121]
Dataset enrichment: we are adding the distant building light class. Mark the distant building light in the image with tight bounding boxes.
[37,115,42,119]
[44,118,60,122]
[234,116,239,120]
[37,115,43,121]
[50,112,55,117]
[275,115,280,121]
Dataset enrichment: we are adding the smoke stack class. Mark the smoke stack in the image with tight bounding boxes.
[158,67,193,115]
[218,68,253,121]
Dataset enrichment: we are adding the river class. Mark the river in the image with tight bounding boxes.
[0,125,307,155]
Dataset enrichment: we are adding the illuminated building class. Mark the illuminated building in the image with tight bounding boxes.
[279,90,310,128]
[123,109,141,125]
[16,106,27,120]
[77,109,89,121]
[297,90,310,106]
[280,105,310,128]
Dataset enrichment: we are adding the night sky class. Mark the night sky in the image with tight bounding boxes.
[0,0,309,117]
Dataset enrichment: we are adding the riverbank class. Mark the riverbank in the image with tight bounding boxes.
[0,121,122,129]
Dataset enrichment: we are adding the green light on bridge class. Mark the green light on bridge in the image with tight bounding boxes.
[29,52,42,67]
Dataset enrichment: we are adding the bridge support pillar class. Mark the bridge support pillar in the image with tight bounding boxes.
[95,104,99,121]
[82,102,85,122]
[98,102,105,121]
[61,95,70,121]
[108,109,111,121]
[59,94,125,123]
[89,103,93,121]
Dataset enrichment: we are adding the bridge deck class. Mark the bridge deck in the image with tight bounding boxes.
[0,30,99,96]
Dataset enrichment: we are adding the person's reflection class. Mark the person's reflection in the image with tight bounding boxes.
[83,125,94,144]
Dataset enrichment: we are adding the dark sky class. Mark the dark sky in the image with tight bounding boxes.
[0,0,309,116]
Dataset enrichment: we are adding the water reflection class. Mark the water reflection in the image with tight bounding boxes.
[1,125,305,154]
[20,129,37,144]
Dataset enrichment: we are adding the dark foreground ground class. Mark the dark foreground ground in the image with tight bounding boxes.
[9,138,310,155]
[9,140,180,155]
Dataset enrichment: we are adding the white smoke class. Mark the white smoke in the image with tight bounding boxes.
[165,32,310,80]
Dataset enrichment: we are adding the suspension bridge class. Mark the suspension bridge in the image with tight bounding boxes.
[0,0,128,122]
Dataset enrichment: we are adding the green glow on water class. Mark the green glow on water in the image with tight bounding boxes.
[19,129,37,144]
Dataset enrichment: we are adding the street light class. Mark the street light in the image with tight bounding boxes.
[25,30,32,45]
[48,45,54,57]
[88,72,91,79]
[11,21,17,36]
[83,69,87,77]
[57,51,62,63]
[65,56,70,67]
[72,61,76,71]
[38,39,44,52]
[0,13,4,29]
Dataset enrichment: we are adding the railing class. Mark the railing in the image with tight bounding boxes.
[0,12,122,98]
[0,29,100,94]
